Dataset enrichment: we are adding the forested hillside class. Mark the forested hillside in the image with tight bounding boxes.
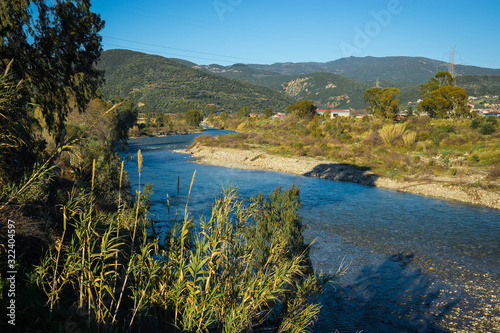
[98,49,295,114]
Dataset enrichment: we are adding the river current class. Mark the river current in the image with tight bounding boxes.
[124,128,500,332]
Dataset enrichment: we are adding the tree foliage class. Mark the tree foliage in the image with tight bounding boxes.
[418,72,471,118]
[0,0,105,138]
[110,97,139,147]
[185,109,203,127]
[364,87,401,120]
[263,107,273,118]
[237,106,251,117]
[286,100,317,118]
[0,63,44,182]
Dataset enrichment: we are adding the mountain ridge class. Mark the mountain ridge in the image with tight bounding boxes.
[99,50,500,112]
[245,56,500,83]
[97,49,296,114]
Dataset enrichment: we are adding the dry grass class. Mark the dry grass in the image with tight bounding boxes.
[379,123,407,144]
[487,166,500,180]
[402,131,418,147]
[362,130,383,146]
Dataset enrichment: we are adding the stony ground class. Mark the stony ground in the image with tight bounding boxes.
[179,144,500,210]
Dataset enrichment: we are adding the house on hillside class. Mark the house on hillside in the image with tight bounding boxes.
[272,112,286,119]
[250,113,264,118]
[316,109,350,118]
[137,113,147,124]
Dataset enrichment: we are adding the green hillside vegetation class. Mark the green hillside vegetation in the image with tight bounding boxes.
[247,61,330,76]
[98,49,296,115]
[273,72,370,110]
[197,63,293,86]
[185,58,500,112]
[457,75,500,96]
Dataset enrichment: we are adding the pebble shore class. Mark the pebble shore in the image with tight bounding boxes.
[179,144,500,210]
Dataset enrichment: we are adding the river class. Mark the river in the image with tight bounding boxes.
[124,128,500,332]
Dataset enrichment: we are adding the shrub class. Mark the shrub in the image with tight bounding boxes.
[402,131,418,147]
[362,130,383,146]
[485,116,499,127]
[480,122,496,135]
[185,109,203,127]
[308,144,325,157]
[470,117,482,129]
[487,166,500,179]
[379,123,406,144]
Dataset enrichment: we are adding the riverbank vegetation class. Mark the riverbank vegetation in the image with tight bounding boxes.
[198,110,500,193]
[128,111,204,138]
[0,2,329,331]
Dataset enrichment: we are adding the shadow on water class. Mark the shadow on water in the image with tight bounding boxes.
[314,253,458,333]
[304,164,378,187]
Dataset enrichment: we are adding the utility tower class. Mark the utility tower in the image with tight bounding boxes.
[444,46,459,79]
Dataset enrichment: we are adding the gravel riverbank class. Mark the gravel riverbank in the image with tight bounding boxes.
[179,144,500,210]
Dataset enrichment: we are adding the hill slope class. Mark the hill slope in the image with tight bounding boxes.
[273,72,370,110]
[195,63,293,86]
[98,49,296,114]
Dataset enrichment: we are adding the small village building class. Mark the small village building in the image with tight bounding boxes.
[271,112,286,119]
[137,113,147,124]
[316,109,350,118]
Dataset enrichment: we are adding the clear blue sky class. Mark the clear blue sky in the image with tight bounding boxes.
[91,0,500,68]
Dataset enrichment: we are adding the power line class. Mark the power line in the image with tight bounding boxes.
[104,43,245,64]
[102,36,271,64]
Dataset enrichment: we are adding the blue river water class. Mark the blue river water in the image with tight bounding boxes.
[123,128,500,332]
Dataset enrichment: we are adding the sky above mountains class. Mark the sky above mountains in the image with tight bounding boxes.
[92,0,500,69]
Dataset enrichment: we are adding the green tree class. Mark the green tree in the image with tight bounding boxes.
[0,0,105,139]
[0,63,44,181]
[185,109,203,127]
[110,98,138,147]
[238,106,251,117]
[263,107,273,118]
[418,71,471,118]
[286,100,317,118]
[407,105,414,117]
[364,87,401,120]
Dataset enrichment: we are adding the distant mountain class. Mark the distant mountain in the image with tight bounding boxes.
[195,63,422,109]
[195,63,293,86]
[97,49,295,114]
[98,50,500,114]
[247,56,500,84]
[456,75,500,96]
